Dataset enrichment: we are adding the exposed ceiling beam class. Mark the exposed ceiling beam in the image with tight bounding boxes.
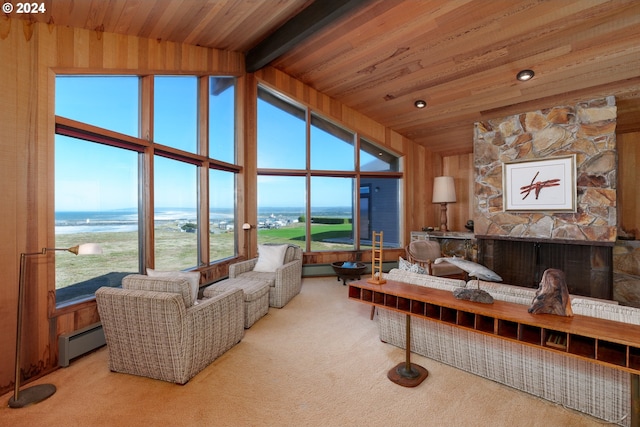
[245,0,372,73]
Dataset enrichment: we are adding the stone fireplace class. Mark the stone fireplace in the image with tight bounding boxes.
[473,96,617,298]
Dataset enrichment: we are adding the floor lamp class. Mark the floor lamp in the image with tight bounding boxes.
[242,223,252,259]
[9,243,102,409]
[432,176,457,232]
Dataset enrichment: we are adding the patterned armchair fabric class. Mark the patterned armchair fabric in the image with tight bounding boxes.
[95,274,244,384]
[229,244,303,308]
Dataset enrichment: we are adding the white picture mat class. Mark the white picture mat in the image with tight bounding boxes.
[503,155,576,212]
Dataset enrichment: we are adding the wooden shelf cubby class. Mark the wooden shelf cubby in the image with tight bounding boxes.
[348,279,640,375]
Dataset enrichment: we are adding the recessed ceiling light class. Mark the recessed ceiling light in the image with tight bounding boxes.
[414,100,427,108]
[516,69,535,81]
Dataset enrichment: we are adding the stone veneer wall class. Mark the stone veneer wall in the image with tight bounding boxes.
[473,96,617,242]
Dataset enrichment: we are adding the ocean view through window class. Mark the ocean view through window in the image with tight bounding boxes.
[53,75,400,307]
[154,155,198,270]
[55,74,238,306]
[54,134,139,305]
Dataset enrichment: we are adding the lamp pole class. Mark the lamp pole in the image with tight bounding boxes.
[9,244,101,408]
[10,249,57,408]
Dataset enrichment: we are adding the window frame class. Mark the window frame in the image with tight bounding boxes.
[53,73,240,311]
[256,84,403,252]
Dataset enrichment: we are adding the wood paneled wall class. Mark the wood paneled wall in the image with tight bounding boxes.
[618,131,640,238]
[0,18,244,395]
[442,153,474,233]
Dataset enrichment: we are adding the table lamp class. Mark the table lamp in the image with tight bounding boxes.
[9,243,102,408]
[432,176,456,232]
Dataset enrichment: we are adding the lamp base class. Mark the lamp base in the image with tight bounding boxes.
[387,362,429,387]
[439,202,449,232]
[8,384,56,408]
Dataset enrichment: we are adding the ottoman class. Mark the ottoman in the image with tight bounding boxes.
[203,277,270,328]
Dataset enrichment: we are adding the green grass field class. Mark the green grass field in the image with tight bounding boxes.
[55,222,355,289]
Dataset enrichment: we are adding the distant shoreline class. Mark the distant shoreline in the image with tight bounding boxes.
[55,207,352,234]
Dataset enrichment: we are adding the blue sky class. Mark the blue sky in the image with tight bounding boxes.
[55,75,380,211]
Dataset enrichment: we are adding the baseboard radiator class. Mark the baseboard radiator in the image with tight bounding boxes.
[58,322,106,367]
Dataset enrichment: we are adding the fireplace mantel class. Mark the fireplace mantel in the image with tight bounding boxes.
[474,234,615,247]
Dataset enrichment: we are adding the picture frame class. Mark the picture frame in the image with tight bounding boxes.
[503,155,576,212]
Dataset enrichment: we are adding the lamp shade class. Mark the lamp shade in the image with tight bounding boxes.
[432,176,456,203]
[76,243,103,255]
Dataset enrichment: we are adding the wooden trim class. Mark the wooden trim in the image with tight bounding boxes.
[257,169,308,177]
[258,169,362,178]
[198,76,210,265]
[51,68,244,77]
[242,74,258,259]
[140,76,154,271]
[53,297,97,318]
[199,164,210,266]
[55,118,147,152]
[141,76,153,142]
[198,76,210,157]
[142,148,155,270]
[360,171,403,178]
[475,234,615,247]
[153,147,204,166]
[208,160,242,174]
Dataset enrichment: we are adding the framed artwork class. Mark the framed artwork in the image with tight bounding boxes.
[503,155,576,212]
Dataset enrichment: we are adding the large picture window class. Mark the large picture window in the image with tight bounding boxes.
[55,76,139,137]
[310,177,354,250]
[360,138,400,172]
[54,74,238,307]
[154,76,198,153]
[257,87,306,169]
[209,168,236,261]
[54,134,139,306]
[310,114,354,171]
[209,77,236,164]
[359,177,401,248]
[154,155,199,270]
[257,176,306,246]
[257,85,402,251]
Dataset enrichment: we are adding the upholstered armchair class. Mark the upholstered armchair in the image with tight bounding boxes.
[405,240,466,280]
[95,274,244,384]
[229,244,303,308]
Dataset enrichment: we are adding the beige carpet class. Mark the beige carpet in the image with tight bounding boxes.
[0,277,607,427]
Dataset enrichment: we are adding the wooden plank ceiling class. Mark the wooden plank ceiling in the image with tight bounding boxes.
[10,0,640,156]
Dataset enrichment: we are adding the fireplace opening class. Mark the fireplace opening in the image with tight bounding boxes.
[477,237,613,300]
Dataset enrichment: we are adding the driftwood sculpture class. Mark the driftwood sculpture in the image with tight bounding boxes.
[528,268,573,317]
